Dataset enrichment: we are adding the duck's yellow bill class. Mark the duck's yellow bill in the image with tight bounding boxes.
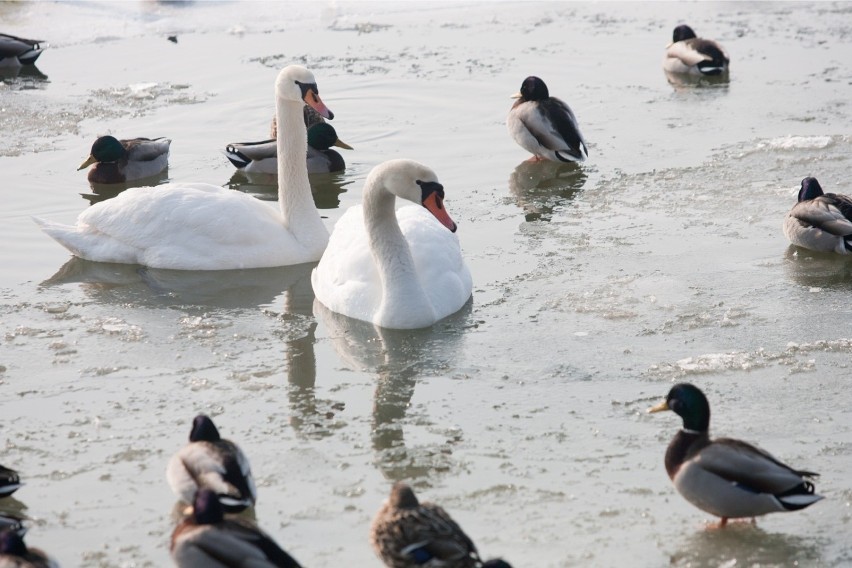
[647,400,670,413]
[78,155,97,170]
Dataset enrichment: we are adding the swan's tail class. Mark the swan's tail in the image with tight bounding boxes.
[33,216,84,256]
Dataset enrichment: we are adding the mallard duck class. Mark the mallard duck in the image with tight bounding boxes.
[783,177,852,254]
[0,515,26,538]
[0,33,48,67]
[171,489,301,568]
[311,159,472,330]
[36,65,332,270]
[370,482,512,568]
[0,529,59,568]
[269,104,326,138]
[648,382,823,527]
[0,466,22,498]
[76,136,171,184]
[507,76,588,163]
[664,25,729,76]
[225,123,353,174]
[166,415,257,512]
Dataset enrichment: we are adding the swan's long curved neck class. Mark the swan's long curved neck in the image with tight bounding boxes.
[276,98,325,242]
[363,187,433,319]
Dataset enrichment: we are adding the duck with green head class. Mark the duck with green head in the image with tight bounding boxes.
[225,122,352,175]
[648,383,823,527]
[78,135,171,184]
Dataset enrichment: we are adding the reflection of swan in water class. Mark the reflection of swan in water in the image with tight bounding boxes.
[783,246,852,289]
[80,169,170,205]
[664,69,730,91]
[315,299,472,481]
[227,169,352,210]
[669,523,821,567]
[40,256,315,310]
[508,160,587,222]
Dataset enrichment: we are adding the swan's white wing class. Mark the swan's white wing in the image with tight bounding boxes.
[312,205,472,328]
[398,206,473,321]
[37,183,318,269]
[312,205,383,323]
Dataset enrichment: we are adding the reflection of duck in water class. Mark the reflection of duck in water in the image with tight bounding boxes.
[78,135,171,184]
[226,123,353,175]
[649,383,823,528]
[508,160,587,222]
[370,482,513,568]
[783,177,852,255]
[783,245,852,288]
[507,76,588,163]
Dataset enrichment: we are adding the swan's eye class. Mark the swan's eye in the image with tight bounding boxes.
[416,180,445,203]
[294,81,318,100]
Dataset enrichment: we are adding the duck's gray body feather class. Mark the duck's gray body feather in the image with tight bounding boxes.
[508,98,588,163]
[784,193,852,254]
[671,433,822,519]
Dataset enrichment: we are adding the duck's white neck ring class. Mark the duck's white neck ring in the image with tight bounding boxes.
[680,428,702,435]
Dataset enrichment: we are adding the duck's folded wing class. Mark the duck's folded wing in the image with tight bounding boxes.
[791,198,852,236]
[125,137,172,162]
[521,100,586,156]
[695,439,816,494]
[226,139,277,161]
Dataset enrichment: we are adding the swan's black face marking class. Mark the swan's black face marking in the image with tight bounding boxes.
[294,80,318,98]
[416,180,445,205]
[296,80,334,120]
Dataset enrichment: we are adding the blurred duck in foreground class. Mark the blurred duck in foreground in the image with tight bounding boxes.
[370,482,513,568]
[783,176,852,254]
[226,122,352,174]
[0,529,60,568]
[0,466,22,498]
[507,76,588,163]
[171,489,302,568]
[664,24,729,76]
[167,415,257,512]
[649,382,823,528]
[78,136,171,184]
[0,33,48,67]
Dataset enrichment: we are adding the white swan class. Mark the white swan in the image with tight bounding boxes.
[311,159,472,330]
[35,65,331,270]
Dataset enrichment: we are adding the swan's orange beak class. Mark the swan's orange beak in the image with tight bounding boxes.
[423,192,457,233]
[304,89,333,120]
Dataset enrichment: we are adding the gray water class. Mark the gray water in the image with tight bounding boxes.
[1,1,851,566]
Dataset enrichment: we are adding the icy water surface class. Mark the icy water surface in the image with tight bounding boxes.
[1,1,852,566]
